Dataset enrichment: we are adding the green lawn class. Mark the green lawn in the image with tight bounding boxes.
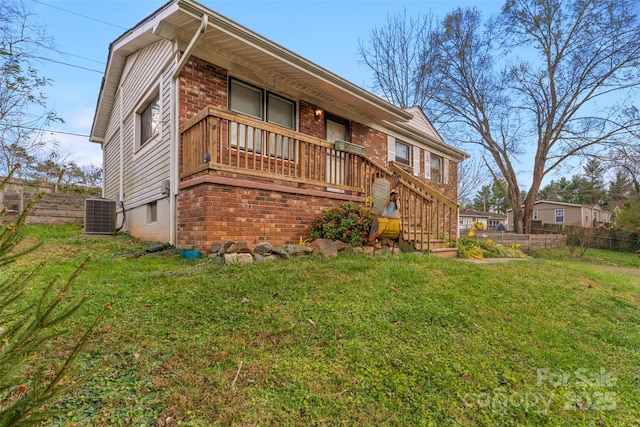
[10,225,640,426]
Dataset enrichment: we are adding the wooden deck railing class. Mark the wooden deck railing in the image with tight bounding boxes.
[180,106,458,247]
[180,107,375,193]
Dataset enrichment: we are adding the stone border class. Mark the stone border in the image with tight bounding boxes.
[207,238,400,264]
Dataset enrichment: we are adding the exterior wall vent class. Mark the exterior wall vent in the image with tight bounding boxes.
[84,198,116,235]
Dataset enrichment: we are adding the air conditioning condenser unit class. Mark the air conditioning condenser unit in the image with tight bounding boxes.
[84,198,116,235]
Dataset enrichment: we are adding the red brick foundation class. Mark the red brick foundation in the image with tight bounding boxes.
[177,181,352,252]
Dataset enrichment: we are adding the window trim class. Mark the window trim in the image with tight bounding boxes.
[135,86,161,152]
[555,209,565,223]
[395,140,411,166]
[430,153,443,183]
[229,77,296,130]
[148,200,158,224]
[229,78,264,120]
[228,78,297,160]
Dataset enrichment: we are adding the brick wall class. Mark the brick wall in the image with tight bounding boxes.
[178,57,227,126]
[349,122,387,166]
[177,183,345,252]
[299,101,325,138]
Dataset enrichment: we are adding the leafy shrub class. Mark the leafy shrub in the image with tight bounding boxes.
[310,202,374,246]
[457,237,527,259]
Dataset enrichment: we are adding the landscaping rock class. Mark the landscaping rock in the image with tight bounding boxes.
[236,253,254,264]
[286,244,313,256]
[234,241,254,254]
[220,240,235,255]
[271,247,290,259]
[310,239,338,257]
[254,242,273,254]
[223,253,253,264]
[254,253,278,263]
[210,242,223,254]
[208,253,225,264]
[334,240,349,252]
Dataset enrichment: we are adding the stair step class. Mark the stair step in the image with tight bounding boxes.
[411,241,448,251]
[428,247,459,258]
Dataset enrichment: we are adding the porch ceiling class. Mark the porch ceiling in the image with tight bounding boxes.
[90,0,411,142]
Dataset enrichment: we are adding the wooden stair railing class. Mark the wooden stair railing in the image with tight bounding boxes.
[360,157,458,254]
[387,162,459,252]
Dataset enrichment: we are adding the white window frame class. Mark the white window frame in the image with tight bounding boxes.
[394,140,411,166]
[555,209,565,223]
[430,154,443,183]
[135,86,161,152]
[533,210,538,220]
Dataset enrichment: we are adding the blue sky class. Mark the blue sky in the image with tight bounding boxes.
[28,0,503,169]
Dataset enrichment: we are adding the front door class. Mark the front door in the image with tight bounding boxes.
[326,118,347,191]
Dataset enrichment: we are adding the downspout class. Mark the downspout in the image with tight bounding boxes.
[119,89,125,225]
[170,14,208,245]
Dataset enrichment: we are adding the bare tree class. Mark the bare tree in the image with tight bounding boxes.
[361,0,640,232]
[607,143,640,196]
[0,0,63,178]
[358,11,442,115]
[457,157,490,207]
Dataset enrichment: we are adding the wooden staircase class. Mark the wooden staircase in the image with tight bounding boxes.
[362,159,459,258]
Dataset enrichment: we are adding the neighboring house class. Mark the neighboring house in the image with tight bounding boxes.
[506,200,612,231]
[459,210,507,232]
[89,0,468,253]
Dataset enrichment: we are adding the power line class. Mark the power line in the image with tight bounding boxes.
[31,55,103,73]
[4,124,90,138]
[31,0,128,30]
[57,50,104,65]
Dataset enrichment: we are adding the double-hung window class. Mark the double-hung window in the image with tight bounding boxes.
[229,78,296,159]
[137,92,160,149]
[555,209,564,223]
[430,154,443,183]
[395,141,411,165]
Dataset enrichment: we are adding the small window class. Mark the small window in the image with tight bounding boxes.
[430,154,443,183]
[140,94,160,147]
[555,209,564,223]
[148,201,157,223]
[395,141,411,165]
[230,79,263,119]
[533,210,538,220]
[267,93,295,129]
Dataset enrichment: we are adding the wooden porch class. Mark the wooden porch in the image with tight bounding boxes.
[180,106,458,255]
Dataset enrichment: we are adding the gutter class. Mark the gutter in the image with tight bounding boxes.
[170,13,208,246]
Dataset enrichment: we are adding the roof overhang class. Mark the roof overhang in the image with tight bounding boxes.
[90,0,412,143]
[385,120,470,161]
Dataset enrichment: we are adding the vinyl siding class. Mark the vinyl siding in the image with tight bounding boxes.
[103,131,120,200]
[102,39,175,210]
